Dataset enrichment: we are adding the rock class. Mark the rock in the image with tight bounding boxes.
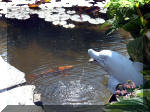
[0,56,40,111]
[33,93,41,103]
[0,56,26,90]
[0,85,35,111]
[2,105,44,112]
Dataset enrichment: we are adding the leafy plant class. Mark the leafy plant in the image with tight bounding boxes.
[104,97,150,112]
[102,0,150,38]
[104,80,150,111]
[102,0,150,111]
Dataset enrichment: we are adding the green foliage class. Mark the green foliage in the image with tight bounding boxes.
[142,70,150,88]
[102,0,150,38]
[127,37,143,62]
[104,89,150,112]
[142,70,150,76]
[103,1,150,111]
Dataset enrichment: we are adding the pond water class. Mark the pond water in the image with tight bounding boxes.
[0,16,129,105]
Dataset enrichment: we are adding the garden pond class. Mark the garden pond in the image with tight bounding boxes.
[0,14,130,105]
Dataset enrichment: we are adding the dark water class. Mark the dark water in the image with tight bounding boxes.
[0,17,128,105]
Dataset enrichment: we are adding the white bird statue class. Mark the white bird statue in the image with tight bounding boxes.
[88,49,144,93]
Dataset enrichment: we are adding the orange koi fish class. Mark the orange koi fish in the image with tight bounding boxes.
[58,65,73,71]
[27,74,38,83]
[28,4,40,8]
[27,65,73,82]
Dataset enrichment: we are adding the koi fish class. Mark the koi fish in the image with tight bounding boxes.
[27,74,38,83]
[27,65,73,82]
[35,0,51,4]
[41,65,73,74]
[28,4,40,9]
[58,65,73,71]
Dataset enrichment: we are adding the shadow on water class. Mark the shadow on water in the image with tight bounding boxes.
[0,15,128,105]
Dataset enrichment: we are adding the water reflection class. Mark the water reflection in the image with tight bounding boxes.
[0,19,7,60]
[6,17,108,73]
[0,17,128,105]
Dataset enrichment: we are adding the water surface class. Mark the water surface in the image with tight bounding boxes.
[0,16,128,105]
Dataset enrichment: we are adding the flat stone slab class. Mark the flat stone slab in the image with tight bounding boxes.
[0,56,26,90]
[0,85,35,111]
[2,105,44,112]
